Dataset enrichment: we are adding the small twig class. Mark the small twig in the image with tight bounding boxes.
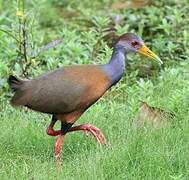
[22,19,28,64]
[18,18,22,56]
[18,17,30,77]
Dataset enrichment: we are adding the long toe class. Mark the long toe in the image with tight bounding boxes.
[67,123,107,144]
[90,125,107,144]
[84,124,107,144]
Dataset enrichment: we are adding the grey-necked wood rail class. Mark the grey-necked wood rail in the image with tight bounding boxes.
[8,32,162,161]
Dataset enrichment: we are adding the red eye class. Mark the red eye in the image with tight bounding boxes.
[131,41,139,47]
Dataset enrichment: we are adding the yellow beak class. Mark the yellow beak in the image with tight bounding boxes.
[137,44,163,64]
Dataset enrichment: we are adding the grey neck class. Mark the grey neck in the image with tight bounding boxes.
[102,44,126,85]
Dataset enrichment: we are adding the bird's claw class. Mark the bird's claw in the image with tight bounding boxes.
[83,123,107,145]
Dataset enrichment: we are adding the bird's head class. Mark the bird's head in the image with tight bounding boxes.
[116,32,163,64]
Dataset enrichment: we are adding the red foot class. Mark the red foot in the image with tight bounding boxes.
[68,123,106,144]
[46,119,61,136]
[47,121,106,161]
[46,127,61,136]
[46,121,106,145]
[55,135,64,160]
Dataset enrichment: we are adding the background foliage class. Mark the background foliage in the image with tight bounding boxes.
[0,0,189,179]
[1,0,189,97]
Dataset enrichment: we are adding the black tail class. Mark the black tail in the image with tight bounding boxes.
[8,75,23,92]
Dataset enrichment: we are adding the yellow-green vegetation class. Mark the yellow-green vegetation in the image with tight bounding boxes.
[0,0,189,179]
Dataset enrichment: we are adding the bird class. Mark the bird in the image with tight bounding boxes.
[8,32,162,161]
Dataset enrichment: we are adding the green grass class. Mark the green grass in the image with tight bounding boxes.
[1,61,189,179]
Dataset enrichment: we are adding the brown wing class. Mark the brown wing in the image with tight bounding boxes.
[14,65,111,114]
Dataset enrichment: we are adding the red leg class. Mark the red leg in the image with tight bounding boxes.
[54,123,73,161]
[48,120,106,161]
[55,135,64,161]
[68,123,106,144]
[46,116,61,136]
